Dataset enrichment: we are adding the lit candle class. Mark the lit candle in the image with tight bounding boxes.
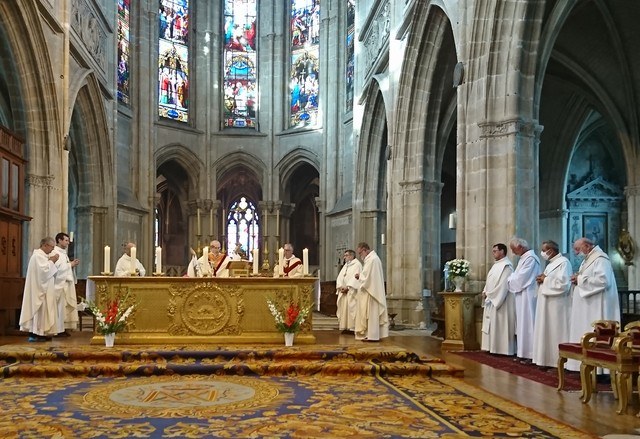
[278,247,284,276]
[209,208,214,236]
[203,246,209,259]
[69,232,74,242]
[303,248,309,275]
[381,233,386,245]
[155,246,162,273]
[276,209,280,236]
[130,246,137,275]
[104,245,110,273]
[197,208,201,235]
[252,248,259,274]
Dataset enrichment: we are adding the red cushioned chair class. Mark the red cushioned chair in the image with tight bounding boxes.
[557,320,619,396]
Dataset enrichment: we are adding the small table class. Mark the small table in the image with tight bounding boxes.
[438,291,479,351]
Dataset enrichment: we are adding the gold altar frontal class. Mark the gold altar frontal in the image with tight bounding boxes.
[88,276,317,345]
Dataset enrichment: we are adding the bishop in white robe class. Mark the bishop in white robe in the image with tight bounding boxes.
[335,250,362,333]
[507,238,542,360]
[354,243,389,341]
[532,241,572,368]
[481,244,515,355]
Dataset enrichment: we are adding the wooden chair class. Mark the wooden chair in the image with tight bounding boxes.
[579,320,640,415]
[557,320,619,396]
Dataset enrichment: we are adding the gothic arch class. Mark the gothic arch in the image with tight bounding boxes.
[155,143,204,197]
[214,150,266,198]
[277,147,320,198]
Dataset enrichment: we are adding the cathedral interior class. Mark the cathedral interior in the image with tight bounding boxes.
[1,0,640,434]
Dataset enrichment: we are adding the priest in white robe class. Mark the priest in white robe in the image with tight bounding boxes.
[188,240,231,277]
[532,240,572,368]
[336,249,362,334]
[19,237,59,341]
[114,242,146,276]
[481,243,516,355]
[273,243,304,278]
[567,237,621,370]
[354,242,389,341]
[507,237,542,360]
[51,232,80,335]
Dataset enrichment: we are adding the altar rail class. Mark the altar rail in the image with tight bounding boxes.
[88,276,317,345]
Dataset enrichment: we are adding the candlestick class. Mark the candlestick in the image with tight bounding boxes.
[130,246,137,275]
[276,209,279,236]
[69,232,74,242]
[252,248,259,274]
[264,210,268,236]
[209,208,214,236]
[104,245,110,273]
[197,208,201,235]
[155,246,162,273]
[278,247,284,276]
[303,248,309,275]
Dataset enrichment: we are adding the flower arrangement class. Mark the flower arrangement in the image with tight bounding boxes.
[266,299,312,333]
[445,258,470,280]
[83,293,135,335]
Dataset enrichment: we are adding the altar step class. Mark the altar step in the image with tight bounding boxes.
[312,311,338,330]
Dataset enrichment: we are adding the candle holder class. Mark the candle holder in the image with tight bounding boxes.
[261,239,271,272]
[100,271,113,276]
[152,272,165,277]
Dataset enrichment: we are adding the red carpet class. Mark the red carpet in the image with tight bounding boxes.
[452,350,609,392]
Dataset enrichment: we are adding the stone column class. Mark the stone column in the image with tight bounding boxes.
[624,185,640,288]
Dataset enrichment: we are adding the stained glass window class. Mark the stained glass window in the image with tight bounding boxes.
[158,0,189,122]
[117,0,130,105]
[223,0,258,128]
[345,0,354,112]
[225,197,260,259]
[289,0,320,128]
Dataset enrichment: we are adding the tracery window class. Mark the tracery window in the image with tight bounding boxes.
[158,0,190,122]
[289,0,320,128]
[223,0,258,128]
[345,0,354,112]
[117,0,131,105]
[225,197,259,259]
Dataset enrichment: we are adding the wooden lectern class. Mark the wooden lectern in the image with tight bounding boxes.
[439,291,480,351]
[227,261,250,277]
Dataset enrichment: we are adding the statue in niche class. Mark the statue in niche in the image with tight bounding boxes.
[617,229,635,266]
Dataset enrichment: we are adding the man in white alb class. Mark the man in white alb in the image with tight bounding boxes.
[188,240,231,277]
[51,232,80,336]
[336,249,361,334]
[273,243,304,278]
[507,237,541,361]
[354,242,389,342]
[532,240,572,368]
[481,243,516,355]
[114,242,146,276]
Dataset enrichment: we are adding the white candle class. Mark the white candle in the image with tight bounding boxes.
[449,212,457,229]
[203,246,209,259]
[104,245,110,273]
[303,248,309,275]
[252,248,259,274]
[276,209,279,236]
[155,246,162,273]
[197,208,201,235]
[278,247,284,276]
[130,246,137,274]
[381,233,386,245]
[69,232,74,242]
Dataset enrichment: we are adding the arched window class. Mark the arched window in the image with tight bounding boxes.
[158,0,190,122]
[117,0,131,105]
[223,0,258,128]
[289,0,320,128]
[225,197,259,259]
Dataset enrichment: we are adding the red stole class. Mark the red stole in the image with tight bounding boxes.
[284,259,302,277]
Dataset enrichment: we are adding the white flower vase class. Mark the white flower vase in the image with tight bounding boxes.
[451,276,466,292]
[104,333,115,348]
[284,332,295,347]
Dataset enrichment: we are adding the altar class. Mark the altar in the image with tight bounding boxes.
[87,276,317,345]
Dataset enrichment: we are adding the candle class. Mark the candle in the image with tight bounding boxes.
[278,247,284,276]
[130,246,137,274]
[303,248,309,275]
[203,246,209,259]
[197,208,201,235]
[276,209,279,236]
[104,245,110,273]
[449,212,456,229]
[381,233,386,245]
[209,208,214,236]
[155,246,162,273]
[69,232,74,242]
[252,248,259,274]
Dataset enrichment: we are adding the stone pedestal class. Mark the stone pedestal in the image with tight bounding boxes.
[439,291,479,351]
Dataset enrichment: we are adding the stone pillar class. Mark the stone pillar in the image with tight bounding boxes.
[624,185,640,288]
[439,291,479,351]
[76,205,109,278]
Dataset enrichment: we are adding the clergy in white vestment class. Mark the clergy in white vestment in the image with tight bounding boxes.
[566,237,621,371]
[188,240,231,277]
[51,232,80,335]
[114,242,146,276]
[273,243,304,278]
[480,243,516,355]
[354,242,389,341]
[335,249,362,334]
[507,237,542,360]
[19,237,59,341]
[532,240,572,368]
